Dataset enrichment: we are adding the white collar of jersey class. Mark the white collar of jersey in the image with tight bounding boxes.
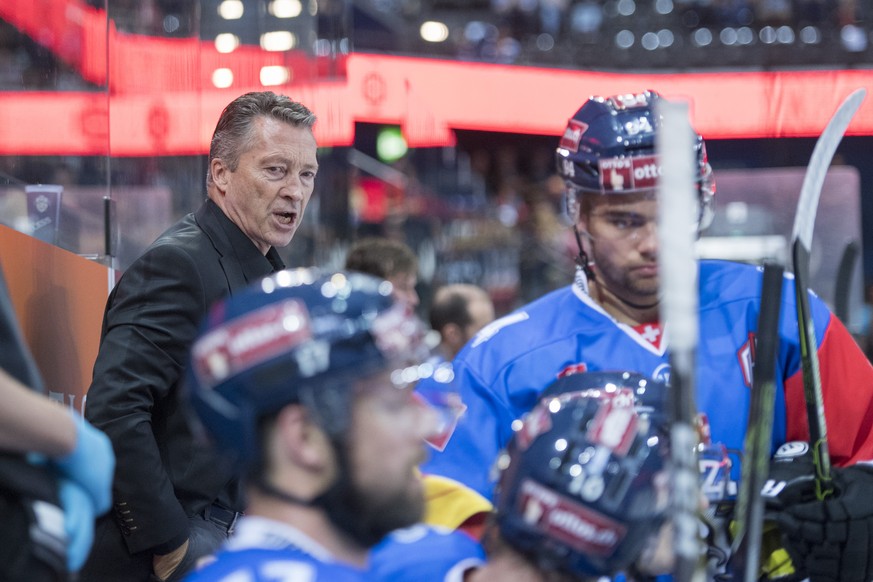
[570,282,668,357]
[225,515,335,562]
[573,265,591,296]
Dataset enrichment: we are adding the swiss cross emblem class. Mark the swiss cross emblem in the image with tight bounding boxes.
[633,323,663,350]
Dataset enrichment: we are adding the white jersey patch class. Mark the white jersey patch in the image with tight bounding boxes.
[471,312,529,348]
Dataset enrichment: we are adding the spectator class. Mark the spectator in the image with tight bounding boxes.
[81,91,319,582]
[428,283,496,363]
[345,236,421,308]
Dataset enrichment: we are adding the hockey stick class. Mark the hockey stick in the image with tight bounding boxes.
[657,99,705,582]
[790,87,865,501]
[730,260,784,579]
[833,240,860,324]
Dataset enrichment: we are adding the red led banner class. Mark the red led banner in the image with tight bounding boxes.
[1,0,873,156]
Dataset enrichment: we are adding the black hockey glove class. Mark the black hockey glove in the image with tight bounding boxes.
[765,444,873,582]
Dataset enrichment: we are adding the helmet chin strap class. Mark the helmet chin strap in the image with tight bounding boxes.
[573,225,596,285]
[254,476,315,508]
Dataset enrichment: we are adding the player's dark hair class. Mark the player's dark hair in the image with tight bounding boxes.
[345,237,418,279]
[429,289,473,332]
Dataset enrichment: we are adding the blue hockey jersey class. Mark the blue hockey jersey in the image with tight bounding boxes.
[421,259,873,500]
[184,517,367,582]
[369,524,486,581]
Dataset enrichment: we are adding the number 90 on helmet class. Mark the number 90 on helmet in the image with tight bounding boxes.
[493,371,670,578]
[185,267,441,468]
[556,90,715,231]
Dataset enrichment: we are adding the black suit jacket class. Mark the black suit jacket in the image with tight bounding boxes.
[84,200,284,557]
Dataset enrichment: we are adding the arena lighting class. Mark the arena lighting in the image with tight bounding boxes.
[841,24,868,52]
[260,65,291,85]
[215,33,240,53]
[212,68,234,88]
[218,0,244,20]
[616,29,634,48]
[617,0,635,17]
[800,26,821,44]
[420,21,450,43]
[693,28,713,47]
[269,0,303,19]
[261,31,296,51]
[777,26,795,44]
[760,27,777,44]
[654,0,672,16]
[376,126,408,163]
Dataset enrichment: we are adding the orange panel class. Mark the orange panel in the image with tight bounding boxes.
[0,225,110,412]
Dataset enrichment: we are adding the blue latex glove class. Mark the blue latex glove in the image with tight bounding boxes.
[52,412,115,516]
[59,478,96,572]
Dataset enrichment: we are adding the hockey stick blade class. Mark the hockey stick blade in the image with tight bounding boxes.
[730,261,784,579]
[657,100,705,582]
[792,89,866,248]
[791,87,865,501]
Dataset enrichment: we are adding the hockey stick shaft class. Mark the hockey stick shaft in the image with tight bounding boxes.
[793,240,833,499]
[731,260,784,578]
[657,100,705,582]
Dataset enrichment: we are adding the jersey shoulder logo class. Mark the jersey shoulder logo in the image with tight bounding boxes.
[736,332,756,388]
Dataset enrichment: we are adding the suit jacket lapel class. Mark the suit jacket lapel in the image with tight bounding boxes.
[195,200,279,294]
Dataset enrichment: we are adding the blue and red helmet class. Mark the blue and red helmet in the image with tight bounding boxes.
[493,371,670,578]
[186,267,439,466]
[556,90,715,230]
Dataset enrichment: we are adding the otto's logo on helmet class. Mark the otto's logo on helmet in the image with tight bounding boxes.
[518,479,625,557]
[192,299,313,389]
[559,119,589,153]
[598,155,661,193]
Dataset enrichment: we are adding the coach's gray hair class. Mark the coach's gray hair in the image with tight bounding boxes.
[206,91,317,188]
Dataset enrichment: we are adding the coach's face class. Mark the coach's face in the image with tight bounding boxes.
[212,116,318,254]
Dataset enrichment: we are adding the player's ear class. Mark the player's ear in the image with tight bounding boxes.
[274,404,334,472]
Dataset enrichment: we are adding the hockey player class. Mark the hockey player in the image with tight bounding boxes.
[182,268,442,581]
[371,371,678,581]
[419,90,873,581]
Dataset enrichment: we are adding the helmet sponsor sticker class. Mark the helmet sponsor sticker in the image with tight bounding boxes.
[517,478,625,556]
[598,154,661,193]
[607,92,651,110]
[559,119,589,153]
[515,402,553,451]
[587,388,638,456]
[193,299,312,388]
[557,362,588,379]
